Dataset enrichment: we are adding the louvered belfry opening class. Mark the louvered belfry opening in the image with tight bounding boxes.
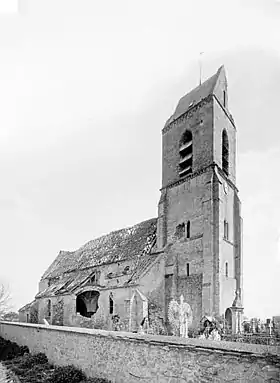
[222,129,229,176]
[179,130,193,177]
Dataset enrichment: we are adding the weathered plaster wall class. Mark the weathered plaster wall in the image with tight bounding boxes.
[38,267,166,332]
[18,312,27,323]
[165,172,211,244]
[162,97,213,188]
[36,257,142,329]
[138,257,166,334]
[213,96,236,185]
[1,322,280,382]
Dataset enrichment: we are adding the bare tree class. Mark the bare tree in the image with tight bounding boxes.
[0,284,11,319]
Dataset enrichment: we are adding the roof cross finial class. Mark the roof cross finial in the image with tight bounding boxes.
[199,52,204,86]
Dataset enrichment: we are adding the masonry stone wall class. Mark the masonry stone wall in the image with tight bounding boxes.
[36,256,165,333]
[1,322,280,382]
[162,98,213,188]
[213,96,236,185]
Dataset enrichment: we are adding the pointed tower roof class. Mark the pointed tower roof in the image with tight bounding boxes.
[166,66,225,126]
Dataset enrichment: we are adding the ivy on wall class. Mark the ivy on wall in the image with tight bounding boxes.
[29,305,38,324]
[147,292,167,336]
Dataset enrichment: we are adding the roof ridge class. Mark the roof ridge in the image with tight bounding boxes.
[78,217,157,250]
[41,217,158,280]
[166,66,224,126]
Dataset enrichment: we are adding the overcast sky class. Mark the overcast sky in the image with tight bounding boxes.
[0,0,280,319]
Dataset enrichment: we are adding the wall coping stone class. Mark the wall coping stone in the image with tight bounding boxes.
[1,321,279,358]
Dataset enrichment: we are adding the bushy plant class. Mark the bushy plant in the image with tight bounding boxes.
[30,305,39,324]
[19,345,29,355]
[188,327,198,338]
[17,352,48,368]
[92,315,107,330]
[81,379,112,383]
[47,365,86,383]
[0,337,29,360]
[0,336,112,382]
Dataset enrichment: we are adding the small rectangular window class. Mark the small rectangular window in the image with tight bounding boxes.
[224,220,229,240]
[225,262,228,278]
[187,263,190,276]
[223,90,226,107]
[47,299,51,317]
[109,296,114,314]
[186,221,190,239]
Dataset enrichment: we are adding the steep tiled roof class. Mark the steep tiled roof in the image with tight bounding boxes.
[36,269,95,298]
[126,253,160,285]
[42,218,157,279]
[165,66,223,126]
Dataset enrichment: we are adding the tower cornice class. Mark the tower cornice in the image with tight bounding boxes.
[160,163,239,193]
[162,95,212,135]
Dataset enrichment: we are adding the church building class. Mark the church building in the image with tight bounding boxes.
[19,66,243,334]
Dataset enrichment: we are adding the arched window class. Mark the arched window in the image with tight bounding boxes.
[186,263,190,276]
[186,220,190,239]
[225,262,228,278]
[222,130,229,176]
[179,130,192,177]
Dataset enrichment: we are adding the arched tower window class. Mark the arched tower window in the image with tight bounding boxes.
[179,130,192,177]
[222,130,229,176]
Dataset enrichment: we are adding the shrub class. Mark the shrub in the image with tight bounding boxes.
[81,379,112,383]
[0,336,112,382]
[188,327,198,338]
[17,352,48,368]
[47,365,86,383]
[19,345,29,355]
[0,337,29,360]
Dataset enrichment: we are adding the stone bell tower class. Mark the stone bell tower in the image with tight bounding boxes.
[157,66,243,329]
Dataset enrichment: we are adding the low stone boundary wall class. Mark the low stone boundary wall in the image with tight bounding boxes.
[1,321,280,382]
